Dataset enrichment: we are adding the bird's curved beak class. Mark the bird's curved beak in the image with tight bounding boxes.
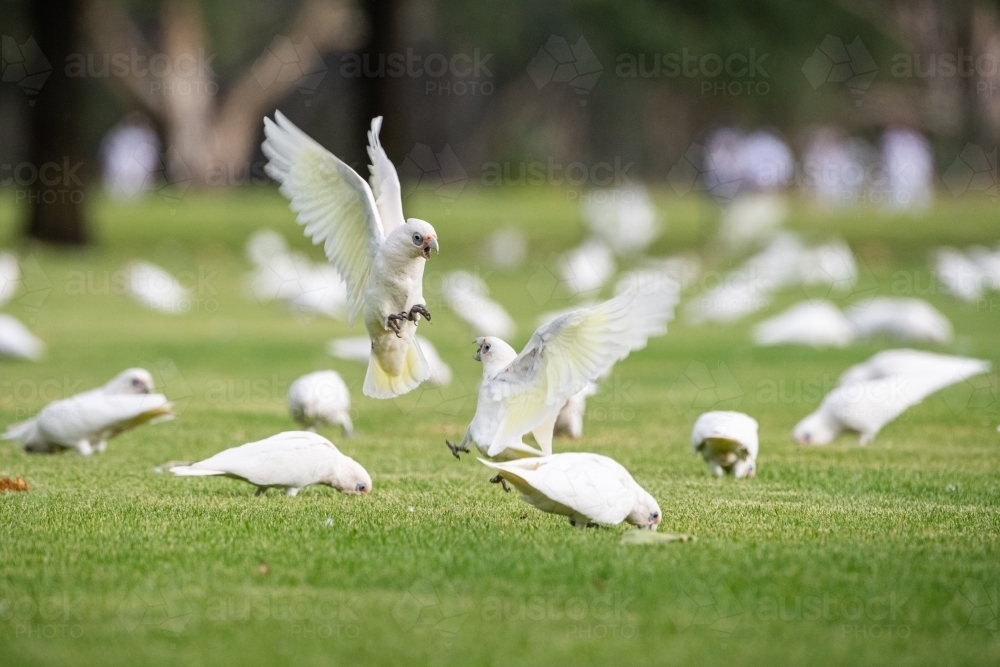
[422,237,439,259]
[473,340,482,362]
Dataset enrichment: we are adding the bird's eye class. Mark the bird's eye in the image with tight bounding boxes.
[484,344,491,352]
[412,233,423,246]
[355,483,367,492]
[649,512,660,521]
[130,378,141,387]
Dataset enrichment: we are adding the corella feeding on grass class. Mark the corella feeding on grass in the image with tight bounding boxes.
[263,112,439,399]
[170,431,371,497]
[3,368,172,455]
[794,350,991,445]
[691,411,759,478]
[480,453,661,529]
[288,370,353,436]
[447,284,674,461]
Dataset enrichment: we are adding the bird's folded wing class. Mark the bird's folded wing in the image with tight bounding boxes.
[483,457,635,525]
[39,394,172,444]
[263,111,384,325]
[194,432,334,481]
[484,286,671,457]
[366,117,406,235]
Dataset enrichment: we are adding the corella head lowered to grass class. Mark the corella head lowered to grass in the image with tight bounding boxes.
[480,453,661,530]
[2,367,171,455]
[263,112,439,400]
[446,283,675,461]
[171,431,371,497]
[691,411,759,478]
[288,370,353,436]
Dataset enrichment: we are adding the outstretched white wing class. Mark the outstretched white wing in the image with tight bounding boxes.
[263,111,384,325]
[483,285,672,457]
[366,116,406,235]
[482,455,636,525]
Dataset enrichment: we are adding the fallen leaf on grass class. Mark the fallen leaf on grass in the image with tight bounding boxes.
[0,477,29,492]
[258,561,270,575]
[620,532,696,546]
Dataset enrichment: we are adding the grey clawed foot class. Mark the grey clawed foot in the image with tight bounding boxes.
[489,474,510,492]
[408,304,431,323]
[386,312,408,337]
[446,440,470,460]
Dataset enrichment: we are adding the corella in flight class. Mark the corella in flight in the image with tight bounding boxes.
[170,431,372,497]
[3,368,172,455]
[691,411,759,478]
[480,453,661,529]
[263,112,439,399]
[447,284,674,461]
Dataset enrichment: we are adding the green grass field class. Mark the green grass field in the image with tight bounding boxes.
[0,188,998,666]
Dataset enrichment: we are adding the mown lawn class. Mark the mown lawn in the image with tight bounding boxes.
[0,188,998,666]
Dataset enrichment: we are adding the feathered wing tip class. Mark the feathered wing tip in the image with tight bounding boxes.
[169,466,224,477]
[363,337,430,399]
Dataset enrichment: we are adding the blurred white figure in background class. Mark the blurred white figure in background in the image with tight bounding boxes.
[846,298,953,345]
[558,240,617,297]
[691,411,759,478]
[968,245,1000,291]
[717,194,789,251]
[288,371,353,436]
[99,114,160,199]
[752,301,856,348]
[484,226,528,269]
[245,229,289,267]
[0,313,44,360]
[933,247,985,302]
[704,127,747,198]
[0,252,20,307]
[124,261,190,314]
[553,382,599,439]
[581,186,660,256]
[736,130,795,191]
[798,239,858,293]
[881,127,934,211]
[802,127,875,207]
[642,254,702,291]
[441,271,516,339]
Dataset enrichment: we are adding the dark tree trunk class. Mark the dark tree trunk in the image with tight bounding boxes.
[358,0,400,161]
[26,0,87,245]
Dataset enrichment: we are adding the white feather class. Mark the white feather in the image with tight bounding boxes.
[846,297,953,344]
[327,335,452,386]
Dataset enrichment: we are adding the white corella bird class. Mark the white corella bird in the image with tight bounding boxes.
[934,247,984,302]
[125,261,191,314]
[845,297,953,344]
[691,411,759,478]
[752,300,855,348]
[581,186,659,256]
[170,431,371,497]
[327,335,452,386]
[479,453,661,529]
[558,240,617,296]
[447,284,674,461]
[288,370,353,436]
[794,350,991,445]
[3,368,171,455]
[263,112,439,399]
[441,270,516,339]
[0,314,45,361]
[553,382,599,439]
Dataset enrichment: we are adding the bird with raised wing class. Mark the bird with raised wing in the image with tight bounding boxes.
[263,112,439,398]
[446,284,673,461]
